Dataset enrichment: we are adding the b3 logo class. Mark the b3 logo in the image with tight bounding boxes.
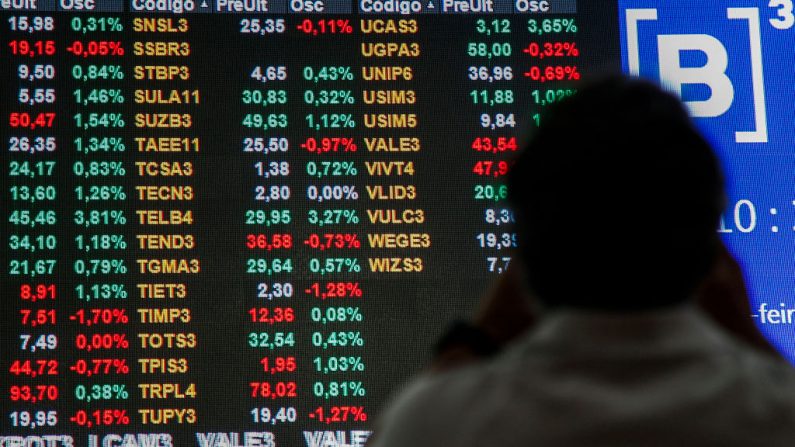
[621,1,794,144]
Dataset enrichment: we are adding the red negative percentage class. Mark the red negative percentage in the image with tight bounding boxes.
[309,406,368,424]
[66,41,124,57]
[305,282,363,299]
[522,41,579,58]
[69,409,130,427]
[301,137,357,154]
[304,233,361,250]
[297,19,353,35]
[523,65,580,82]
[68,358,129,376]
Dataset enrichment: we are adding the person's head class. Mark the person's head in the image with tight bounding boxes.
[508,76,724,312]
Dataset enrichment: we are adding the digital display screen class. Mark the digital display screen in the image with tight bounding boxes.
[0,0,790,445]
[619,0,795,362]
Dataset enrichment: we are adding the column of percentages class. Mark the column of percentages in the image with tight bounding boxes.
[1,3,597,446]
[300,17,369,431]
[69,11,136,434]
[3,9,201,442]
[242,15,373,441]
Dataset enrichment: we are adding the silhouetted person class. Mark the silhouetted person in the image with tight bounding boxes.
[368,77,795,446]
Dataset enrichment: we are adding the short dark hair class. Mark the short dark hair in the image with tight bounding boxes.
[508,76,724,311]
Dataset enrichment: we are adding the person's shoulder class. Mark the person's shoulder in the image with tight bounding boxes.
[734,344,795,394]
[695,345,795,444]
[713,339,795,428]
[385,360,500,418]
[368,361,501,447]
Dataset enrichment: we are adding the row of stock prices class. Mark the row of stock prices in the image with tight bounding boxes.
[0,0,619,445]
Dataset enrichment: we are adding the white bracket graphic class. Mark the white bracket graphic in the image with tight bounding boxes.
[728,7,768,143]
[624,7,768,143]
